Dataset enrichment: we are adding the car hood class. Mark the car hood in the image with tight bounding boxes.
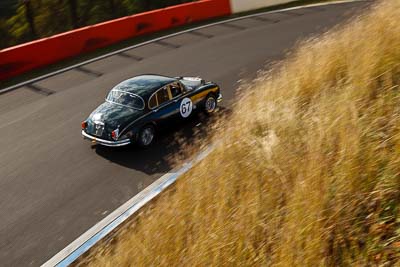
[88,101,145,132]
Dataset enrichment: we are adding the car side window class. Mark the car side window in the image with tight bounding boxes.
[149,86,178,109]
[148,94,157,109]
[169,83,182,98]
[156,87,170,106]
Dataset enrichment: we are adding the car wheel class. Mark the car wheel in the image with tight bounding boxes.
[138,125,155,147]
[204,94,217,114]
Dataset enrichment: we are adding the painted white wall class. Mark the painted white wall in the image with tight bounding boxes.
[230,0,300,13]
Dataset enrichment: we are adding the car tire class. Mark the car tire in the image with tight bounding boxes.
[204,94,217,114]
[137,125,155,147]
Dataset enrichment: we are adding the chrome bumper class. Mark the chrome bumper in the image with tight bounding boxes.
[82,130,131,147]
[217,93,222,103]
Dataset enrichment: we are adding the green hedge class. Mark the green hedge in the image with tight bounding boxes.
[0,0,195,49]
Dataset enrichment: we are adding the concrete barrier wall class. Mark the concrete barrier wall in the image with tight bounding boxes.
[230,0,299,13]
[0,0,231,81]
[0,0,303,81]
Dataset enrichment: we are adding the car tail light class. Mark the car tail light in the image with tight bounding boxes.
[111,129,119,140]
[81,121,87,129]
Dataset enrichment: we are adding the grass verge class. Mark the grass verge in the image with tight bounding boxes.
[78,0,400,265]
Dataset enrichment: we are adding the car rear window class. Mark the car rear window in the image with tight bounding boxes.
[106,90,145,110]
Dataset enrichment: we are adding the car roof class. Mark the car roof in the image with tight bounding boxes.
[114,74,177,99]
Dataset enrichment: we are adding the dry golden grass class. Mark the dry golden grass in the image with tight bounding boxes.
[80,0,400,265]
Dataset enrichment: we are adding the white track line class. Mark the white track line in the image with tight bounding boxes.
[42,146,213,267]
[1,0,368,95]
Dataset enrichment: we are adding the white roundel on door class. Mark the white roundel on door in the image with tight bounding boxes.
[180,97,193,118]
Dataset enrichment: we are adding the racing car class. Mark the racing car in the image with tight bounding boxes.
[81,74,222,147]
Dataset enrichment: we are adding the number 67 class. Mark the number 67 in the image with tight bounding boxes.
[182,102,190,113]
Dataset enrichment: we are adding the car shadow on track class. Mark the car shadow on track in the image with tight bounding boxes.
[94,107,230,175]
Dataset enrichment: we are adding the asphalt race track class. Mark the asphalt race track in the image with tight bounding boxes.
[0,2,372,266]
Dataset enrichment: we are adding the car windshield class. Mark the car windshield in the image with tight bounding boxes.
[180,77,203,90]
[106,89,145,110]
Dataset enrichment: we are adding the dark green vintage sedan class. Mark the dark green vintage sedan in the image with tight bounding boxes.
[81,74,222,147]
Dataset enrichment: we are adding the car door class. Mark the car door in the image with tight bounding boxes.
[168,82,194,120]
[148,86,176,127]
